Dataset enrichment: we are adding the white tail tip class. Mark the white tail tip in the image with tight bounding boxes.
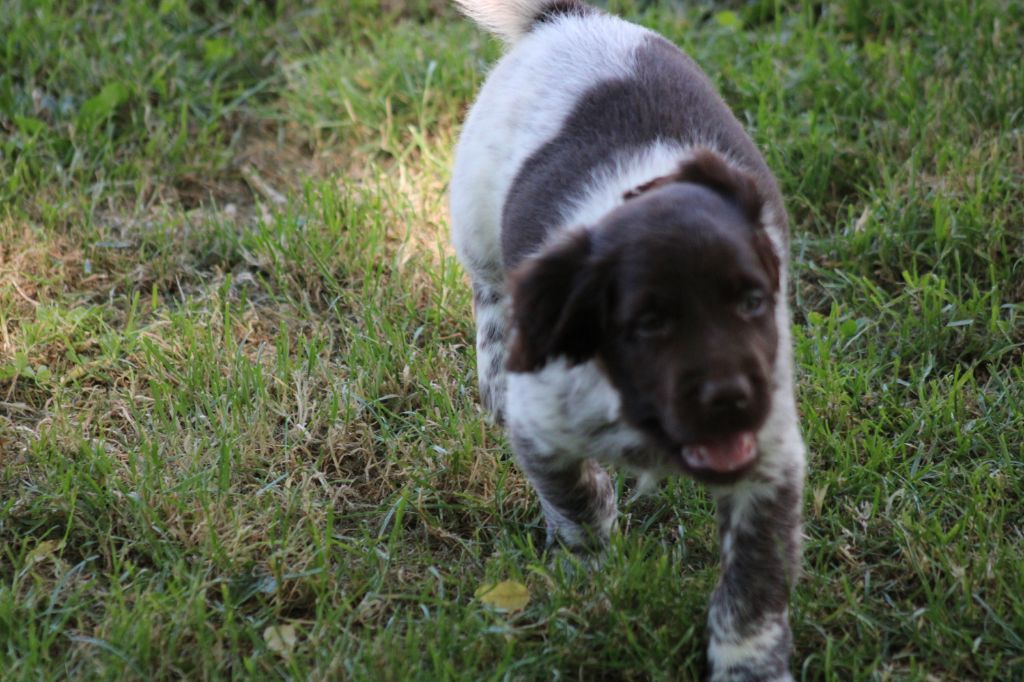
[455,0,583,43]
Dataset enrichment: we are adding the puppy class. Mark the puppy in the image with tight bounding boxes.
[449,2,806,679]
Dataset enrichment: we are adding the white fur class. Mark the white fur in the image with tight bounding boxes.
[506,356,647,463]
[708,617,794,682]
[721,529,735,565]
[560,141,695,228]
[455,0,564,43]
[472,292,510,416]
[450,12,651,281]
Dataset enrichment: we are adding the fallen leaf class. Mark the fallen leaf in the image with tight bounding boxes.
[263,624,298,657]
[475,580,530,612]
[714,10,742,30]
[26,540,64,567]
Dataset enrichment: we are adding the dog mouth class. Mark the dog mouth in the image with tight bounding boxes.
[679,431,757,474]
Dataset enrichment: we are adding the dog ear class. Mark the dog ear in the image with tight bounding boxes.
[506,230,608,372]
[622,150,764,224]
[679,150,781,291]
[751,230,781,292]
[676,149,763,224]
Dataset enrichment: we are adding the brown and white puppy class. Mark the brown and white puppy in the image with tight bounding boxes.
[450,2,806,680]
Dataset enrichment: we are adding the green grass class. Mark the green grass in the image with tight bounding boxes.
[2,0,1022,679]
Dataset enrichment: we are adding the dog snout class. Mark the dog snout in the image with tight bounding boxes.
[697,374,754,421]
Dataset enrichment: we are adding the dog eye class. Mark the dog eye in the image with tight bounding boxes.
[633,313,669,337]
[738,289,768,317]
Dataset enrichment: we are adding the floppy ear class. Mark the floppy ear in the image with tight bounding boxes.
[506,230,608,372]
[751,230,781,292]
[622,150,763,223]
[679,150,781,291]
[676,149,764,223]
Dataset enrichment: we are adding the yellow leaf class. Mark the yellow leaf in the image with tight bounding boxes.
[475,580,530,612]
[26,540,64,566]
[263,624,298,657]
[714,10,742,30]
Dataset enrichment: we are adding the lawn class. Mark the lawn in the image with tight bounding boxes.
[1,0,1022,679]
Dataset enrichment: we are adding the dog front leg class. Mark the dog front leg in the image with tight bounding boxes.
[472,282,510,424]
[706,460,804,682]
[511,436,617,552]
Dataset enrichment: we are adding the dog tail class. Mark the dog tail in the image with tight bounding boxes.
[454,0,591,44]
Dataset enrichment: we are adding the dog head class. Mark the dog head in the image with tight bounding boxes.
[507,150,781,482]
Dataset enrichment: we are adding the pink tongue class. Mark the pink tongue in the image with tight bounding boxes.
[681,432,757,473]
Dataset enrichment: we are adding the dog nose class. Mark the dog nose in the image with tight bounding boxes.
[698,375,754,418]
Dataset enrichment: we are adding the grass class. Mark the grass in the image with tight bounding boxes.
[1,0,1021,679]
